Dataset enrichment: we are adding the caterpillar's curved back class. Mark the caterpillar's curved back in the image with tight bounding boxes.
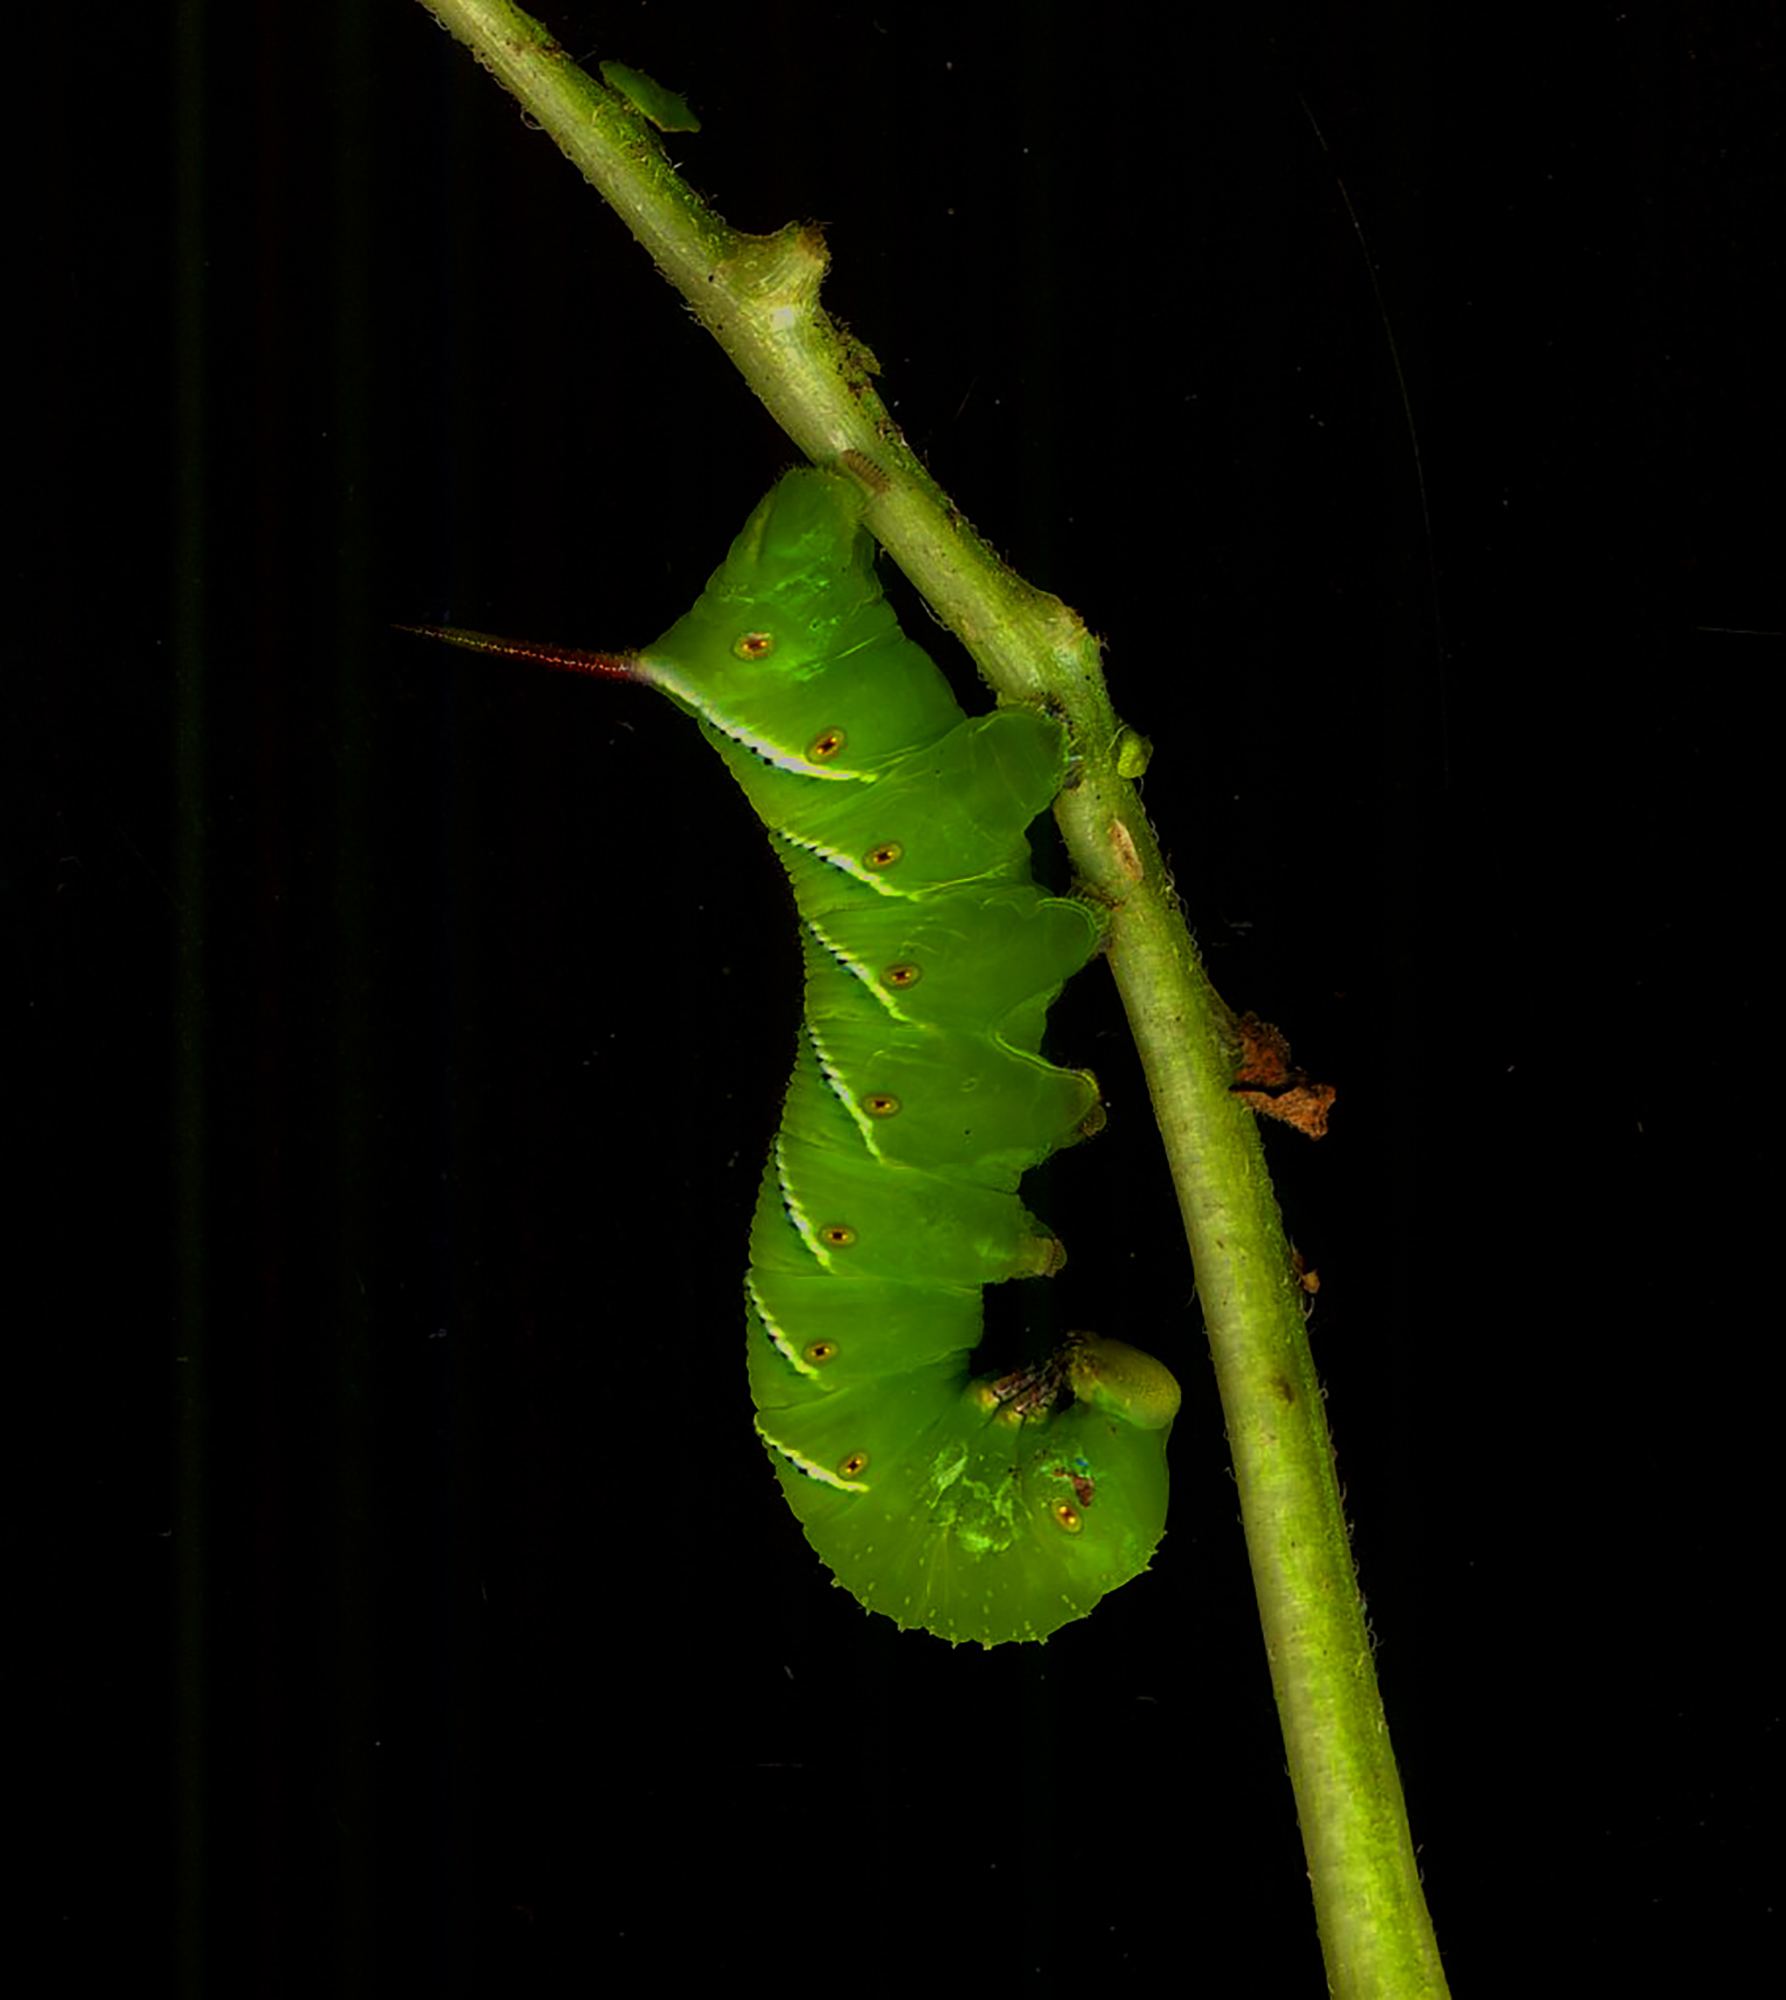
[629,471,1179,1644]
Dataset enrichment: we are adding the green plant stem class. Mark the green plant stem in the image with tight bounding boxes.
[410,3,1451,1992]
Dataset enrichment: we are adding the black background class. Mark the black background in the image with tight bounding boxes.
[13,0,1780,1991]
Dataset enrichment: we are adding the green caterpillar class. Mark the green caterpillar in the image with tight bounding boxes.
[423,470,1178,1643]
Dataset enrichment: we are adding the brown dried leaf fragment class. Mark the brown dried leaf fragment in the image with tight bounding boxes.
[1231,1012,1335,1139]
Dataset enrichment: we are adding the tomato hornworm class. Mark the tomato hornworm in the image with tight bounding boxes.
[419,469,1179,1643]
